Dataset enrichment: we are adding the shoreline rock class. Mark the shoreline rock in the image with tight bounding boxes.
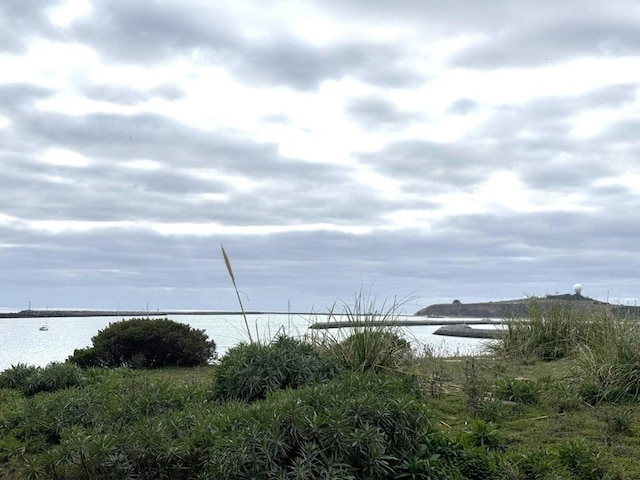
[433,323,503,339]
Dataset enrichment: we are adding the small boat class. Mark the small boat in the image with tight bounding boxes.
[39,325,48,331]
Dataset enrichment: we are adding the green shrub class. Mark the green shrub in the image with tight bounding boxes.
[67,317,216,368]
[558,438,607,480]
[210,335,334,402]
[0,364,38,391]
[0,434,22,462]
[204,373,434,479]
[2,365,503,480]
[606,409,634,436]
[13,373,440,480]
[398,448,463,480]
[11,388,97,447]
[409,430,496,480]
[455,447,497,480]
[458,419,502,450]
[474,399,514,423]
[494,377,540,405]
[546,382,582,414]
[0,363,85,397]
[66,348,101,369]
[515,448,566,480]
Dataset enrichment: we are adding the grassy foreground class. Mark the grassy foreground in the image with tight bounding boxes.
[2,301,640,479]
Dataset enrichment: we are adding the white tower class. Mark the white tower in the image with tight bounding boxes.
[573,283,583,295]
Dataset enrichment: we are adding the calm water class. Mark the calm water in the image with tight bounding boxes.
[0,313,495,371]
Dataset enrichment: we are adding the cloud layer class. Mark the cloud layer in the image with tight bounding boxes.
[1,0,639,311]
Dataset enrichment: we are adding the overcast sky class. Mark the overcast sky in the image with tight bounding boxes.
[1,0,639,313]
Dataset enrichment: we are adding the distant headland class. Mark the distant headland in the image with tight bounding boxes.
[414,292,639,318]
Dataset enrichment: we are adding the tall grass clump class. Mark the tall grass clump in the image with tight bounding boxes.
[313,294,414,373]
[488,301,592,360]
[576,311,640,403]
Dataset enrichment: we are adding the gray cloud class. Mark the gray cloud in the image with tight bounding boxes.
[70,0,237,64]
[312,0,520,34]
[3,103,392,227]
[345,95,421,130]
[16,109,296,173]
[68,0,424,90]
[0,0,65,53]
[448,98,479,115]
[237,37,367,90]
[0,83,54,113]
[356,78,640,223]
[358,140,492,190]
[79,83,185,105]
[452,9,640,68]
[473,83,639,149]
[600,118,640,142]
[314,1,640,70]
[237,39,425,90]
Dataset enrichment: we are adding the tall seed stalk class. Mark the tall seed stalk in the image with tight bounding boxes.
[221,244,253,343]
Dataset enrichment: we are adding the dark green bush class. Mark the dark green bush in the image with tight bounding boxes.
[2,368,500,480]
[211,335,335,402]
[204,373,435,479]
[67,317,215,368]
[0,364,38,391]
[399,429,496,480]
[0,362,85,397]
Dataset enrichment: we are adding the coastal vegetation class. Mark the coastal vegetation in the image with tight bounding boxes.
[67,317,216,369]
[1,299,640,478]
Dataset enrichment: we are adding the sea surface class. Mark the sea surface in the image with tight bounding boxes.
[0,313,497,371]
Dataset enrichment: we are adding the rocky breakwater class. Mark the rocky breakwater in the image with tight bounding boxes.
[433,323,503,339]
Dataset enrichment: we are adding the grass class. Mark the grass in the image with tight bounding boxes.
[576,314,640,403]
[311,293,415,373]
[221,243,252,343]
[487,300,594,361]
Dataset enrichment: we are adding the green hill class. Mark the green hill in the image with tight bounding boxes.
[415,293,639,318]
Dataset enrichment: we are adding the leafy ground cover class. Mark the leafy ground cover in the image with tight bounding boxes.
[2,302,640,479]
